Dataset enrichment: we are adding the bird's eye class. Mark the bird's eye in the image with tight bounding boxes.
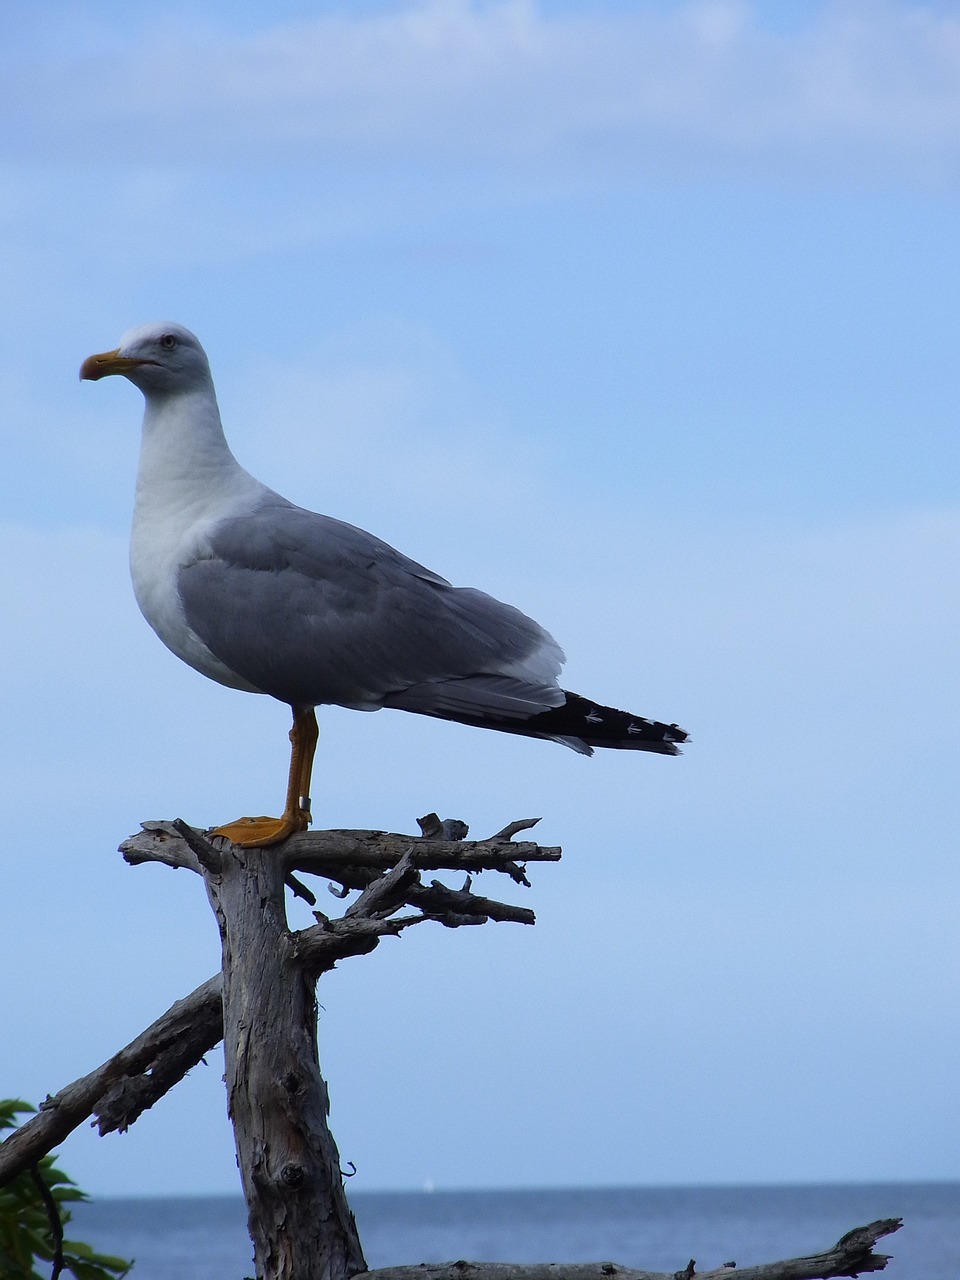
[159,333,177,350]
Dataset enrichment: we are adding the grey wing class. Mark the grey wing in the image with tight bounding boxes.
[178,498,566,718]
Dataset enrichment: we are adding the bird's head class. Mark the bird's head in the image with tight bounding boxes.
[80,322,212,396]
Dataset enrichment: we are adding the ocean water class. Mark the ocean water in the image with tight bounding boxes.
[70,1183,958,1280]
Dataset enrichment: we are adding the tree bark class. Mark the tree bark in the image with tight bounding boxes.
[356,1217,901,1280]
[2,821,549,1192]
[0,975,223,1187]
[0,819,903,1280]
[206,839,367,1280]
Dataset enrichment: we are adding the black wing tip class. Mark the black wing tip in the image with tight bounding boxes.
[529,692,688,753]
[414,689,687,756]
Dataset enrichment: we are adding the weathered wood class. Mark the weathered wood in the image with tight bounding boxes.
[3,820,546,1192]
[3,817,904,1280]
[119,816,555,1278]
[0,975,223,1187]
[310,862,536,926]
[356,1217,901,1280]
[284,829,555,885]
[206,841,367,1280]
[120,821,561,882]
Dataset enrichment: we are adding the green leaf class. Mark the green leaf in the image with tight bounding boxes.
[0,1099,133,1280]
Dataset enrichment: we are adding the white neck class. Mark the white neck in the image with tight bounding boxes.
[128,382,270,695]
[134,385,262,522]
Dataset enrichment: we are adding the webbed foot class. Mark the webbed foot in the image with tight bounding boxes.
[209,810,309,848]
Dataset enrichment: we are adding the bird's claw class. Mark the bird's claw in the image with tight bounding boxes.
[209,811,309,848]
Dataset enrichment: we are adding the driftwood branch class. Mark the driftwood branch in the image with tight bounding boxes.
[0,975,223,1187]
[121,821,560,886]
[120,815,554,1279]
[1,817,547,1190]
[121,819,551,929]
[4,815,904,1280]
[123,818,546,944]
[357,1218,901,1280]
[204,835,367,1279]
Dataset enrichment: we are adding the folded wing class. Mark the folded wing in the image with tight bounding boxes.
[178,497,567,720]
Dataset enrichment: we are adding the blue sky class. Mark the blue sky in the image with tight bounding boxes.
[2,0,958,1198]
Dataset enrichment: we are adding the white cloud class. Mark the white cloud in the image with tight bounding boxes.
[5,1,960,185]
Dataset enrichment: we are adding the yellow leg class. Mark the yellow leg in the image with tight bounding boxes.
[211,706,319,848]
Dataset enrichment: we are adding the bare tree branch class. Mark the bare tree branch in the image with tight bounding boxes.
[3,818,548,1186]
[120,822,561,881]
[4,816,904,1280]
[0,976,223,1188]
[305,857,536,927]
[412,878,534,925]
[357,1218,901,1280]
[290,908,427,972]
[120,820,205,873]
[286,872,319,906]
[488,818,542,840]
[170,817,223,873]
[344,848,421,919]
[206,839,368,1280]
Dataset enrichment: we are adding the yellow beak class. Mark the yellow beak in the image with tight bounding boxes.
[79,348,155,381]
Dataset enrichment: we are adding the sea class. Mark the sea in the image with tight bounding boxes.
[70,1183,958,1279]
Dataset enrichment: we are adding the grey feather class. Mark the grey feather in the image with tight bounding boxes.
[178,496,566,714]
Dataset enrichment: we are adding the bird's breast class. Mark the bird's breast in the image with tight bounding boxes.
[130,502,263,695]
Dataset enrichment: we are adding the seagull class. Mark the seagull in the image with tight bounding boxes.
[81,322,686,847]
